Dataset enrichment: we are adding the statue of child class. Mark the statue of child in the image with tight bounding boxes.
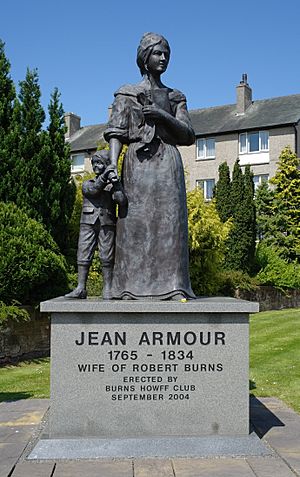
[65,150,126,300]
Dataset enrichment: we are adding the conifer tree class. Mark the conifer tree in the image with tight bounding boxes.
[0,40,15,134]
[9,68,46,221]
[242,165,256,272]
[265,146,300,261]
[214,162,232,222]
[225,161,256,273]
[0,39,16,202]
[43,88,76,250]
[255,179,274,240]
[225,160,244,270]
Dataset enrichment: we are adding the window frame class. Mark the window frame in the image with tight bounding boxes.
[239,130,269,155]
[196,178,215,200]
[253,173,269,190]
[196,137,216,160]
[71,153,85,172]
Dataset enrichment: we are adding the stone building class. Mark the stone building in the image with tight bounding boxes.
[65,76,300,198]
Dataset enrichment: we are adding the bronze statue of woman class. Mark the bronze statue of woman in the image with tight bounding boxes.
[104,32,195,300]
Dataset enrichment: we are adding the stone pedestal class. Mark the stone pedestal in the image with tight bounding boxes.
[40,297,258,440]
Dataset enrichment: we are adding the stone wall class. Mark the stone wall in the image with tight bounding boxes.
[235,286,300,312]
[0,308,50,364]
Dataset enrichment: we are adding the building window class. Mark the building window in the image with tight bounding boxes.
[196,179,215,200]
[196,138,215,159]
[239,131,269,154]
[253,174,269,190]
[71,153,85,172]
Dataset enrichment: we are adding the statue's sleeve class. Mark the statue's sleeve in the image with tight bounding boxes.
[82,178,106,197]
[176,100,195,146]
[173,91,195,146]
[104,93,129,144]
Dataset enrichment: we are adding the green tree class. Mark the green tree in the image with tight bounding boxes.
[0,40,15,136]
[243,165,256,272]
[1,67,75,251]
[214,162,232,222]
[225,161,256,273]
[267,146,300,261]
[8,68,47,221]
[187,188,231,295]
[0,39,16,202]
[42,88,76,250]
[255,179,274,240]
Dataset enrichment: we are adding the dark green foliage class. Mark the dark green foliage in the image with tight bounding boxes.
[0,301,30,329]
[256,242,300,289]
[0,57,75,252]
[6,69,47,220]
[0,202,69,304]
[220,161,256,273]
[0,40,15,134]
[218,270,258,296]
[255,179,274,240]
[41,88,76,250]
[214,162,232,222]
[0,40,16,203]
[243,165,256,271]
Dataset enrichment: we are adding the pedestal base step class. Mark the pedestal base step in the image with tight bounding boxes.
[28,433,272,460]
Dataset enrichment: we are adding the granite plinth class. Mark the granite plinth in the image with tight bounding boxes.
[42,298,257,441]
[40,296,259,314]
[28,433,271,460]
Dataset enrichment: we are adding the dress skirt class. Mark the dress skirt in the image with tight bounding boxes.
[111,140,194,299]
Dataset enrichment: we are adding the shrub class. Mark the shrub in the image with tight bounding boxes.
[0,202,69,304]
[218,270,258,296]
[0,301,30,329]
[187,189,231,296]
[256,242,300,289]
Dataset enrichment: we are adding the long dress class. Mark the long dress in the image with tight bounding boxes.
[104,80,195,299]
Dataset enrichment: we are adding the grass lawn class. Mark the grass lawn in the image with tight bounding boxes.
[0,358,50,401]
[0,308,299,413]
[250,307,300,413]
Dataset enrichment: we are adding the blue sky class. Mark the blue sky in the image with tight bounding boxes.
[1,0,300,126]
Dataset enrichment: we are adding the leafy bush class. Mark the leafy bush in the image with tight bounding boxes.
[0,301,30,329]
[256,242,300,289]
[0,202,69,304]
[187,189,231,295]
[218,270,258,296]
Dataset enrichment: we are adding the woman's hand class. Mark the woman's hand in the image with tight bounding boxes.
[142,105,167,121]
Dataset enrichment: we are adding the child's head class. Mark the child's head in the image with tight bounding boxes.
[91,150,110,166]
[91,150,110,174]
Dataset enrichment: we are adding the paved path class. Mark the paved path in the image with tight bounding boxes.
[0,396,299,476]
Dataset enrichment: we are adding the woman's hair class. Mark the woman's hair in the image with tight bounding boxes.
[136,32,170,75]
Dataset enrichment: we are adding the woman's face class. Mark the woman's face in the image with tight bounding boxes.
[146,44,170,75]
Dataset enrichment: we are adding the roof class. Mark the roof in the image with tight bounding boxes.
[68,93,300,151]
[190,94,300,136]
[68,124,106,152]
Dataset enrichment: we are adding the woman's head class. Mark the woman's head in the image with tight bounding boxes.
[137,32,170,76]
